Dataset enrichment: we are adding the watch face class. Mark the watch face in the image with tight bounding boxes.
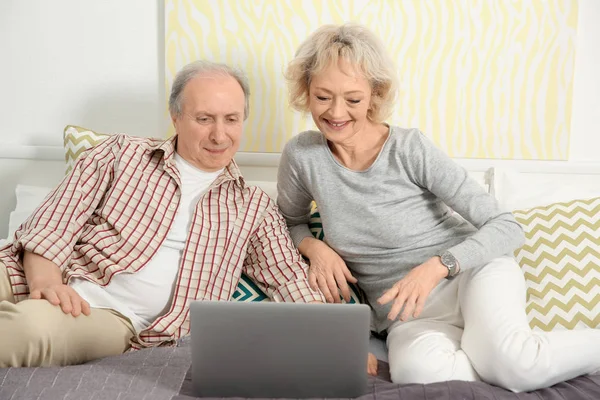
[442,252,456,267]
[441,252,458,276]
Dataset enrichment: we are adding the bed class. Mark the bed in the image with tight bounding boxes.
[2,336,600,400]
[1,138,600,399]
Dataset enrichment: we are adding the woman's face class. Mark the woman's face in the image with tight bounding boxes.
[308,59,373,145]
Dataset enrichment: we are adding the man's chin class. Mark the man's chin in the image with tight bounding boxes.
[203,156,232,171]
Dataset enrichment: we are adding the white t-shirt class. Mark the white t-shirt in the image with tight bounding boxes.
[70,154,222,332]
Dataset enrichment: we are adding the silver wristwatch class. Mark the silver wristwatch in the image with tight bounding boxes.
[439,251,460,279]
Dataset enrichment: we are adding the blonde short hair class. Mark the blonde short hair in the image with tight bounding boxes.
[285,23,398,123]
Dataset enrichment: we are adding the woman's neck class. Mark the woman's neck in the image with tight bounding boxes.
[329,123,389,171]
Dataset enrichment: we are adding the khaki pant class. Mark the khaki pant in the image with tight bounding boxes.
[0,262,135,367]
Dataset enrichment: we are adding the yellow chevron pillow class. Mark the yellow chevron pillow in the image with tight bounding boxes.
[63,125,110,174]
[513,197,600,332]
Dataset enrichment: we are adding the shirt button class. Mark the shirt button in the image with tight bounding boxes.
[169,204,177,211]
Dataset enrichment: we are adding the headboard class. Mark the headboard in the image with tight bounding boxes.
[1,145,599,239]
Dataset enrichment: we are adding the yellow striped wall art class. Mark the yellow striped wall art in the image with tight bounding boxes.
[165,0,578,160]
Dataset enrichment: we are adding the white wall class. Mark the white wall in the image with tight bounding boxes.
[0,0,598,157]
[569,0,600,162]
[0,0,599,170]
[0,0,167,145]
[0,0,598,238]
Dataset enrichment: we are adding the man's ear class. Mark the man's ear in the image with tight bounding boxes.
[170,114,178,131]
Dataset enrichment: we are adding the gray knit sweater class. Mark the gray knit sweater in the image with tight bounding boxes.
[277,126,525,333]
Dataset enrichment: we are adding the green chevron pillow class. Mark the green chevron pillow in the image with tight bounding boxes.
[64,125,111,174]
[513,197,600,332]
[232,274,269,302]
[309,205,364,304]
[308,202,324,240]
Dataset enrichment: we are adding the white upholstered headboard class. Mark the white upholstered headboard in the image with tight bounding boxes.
[1,144,599,239]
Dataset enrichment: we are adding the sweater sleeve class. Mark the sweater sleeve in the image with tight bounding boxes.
[276,138,315,247]
[404,130,525,270]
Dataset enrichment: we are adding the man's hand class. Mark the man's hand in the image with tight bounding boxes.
[368,352,378,376]
[377,257,448,321]
[24,251,91,317]
[29,283,91,317]
[299,238,357,303]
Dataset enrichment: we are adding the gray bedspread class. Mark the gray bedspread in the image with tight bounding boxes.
[2,337,599,400]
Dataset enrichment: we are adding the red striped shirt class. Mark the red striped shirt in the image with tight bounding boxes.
[0,134,323,348]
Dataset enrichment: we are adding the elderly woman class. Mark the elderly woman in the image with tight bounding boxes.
[277,23,600,392]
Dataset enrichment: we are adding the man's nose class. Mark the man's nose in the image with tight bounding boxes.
[210,120,227,143]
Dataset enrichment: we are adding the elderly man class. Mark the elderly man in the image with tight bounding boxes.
[0,60,324,367]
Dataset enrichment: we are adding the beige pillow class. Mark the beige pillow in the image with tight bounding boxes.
[63,125,111,174]
[513,197,600,331]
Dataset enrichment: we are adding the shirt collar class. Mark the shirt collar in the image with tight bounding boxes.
[151,135,245,188]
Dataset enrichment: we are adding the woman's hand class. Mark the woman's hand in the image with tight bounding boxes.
[377,257,448,321]
[299,237,357,303]
[367,352,378,376]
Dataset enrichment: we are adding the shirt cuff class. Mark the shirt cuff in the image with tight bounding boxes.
[14,228,73,270]
[271,279,326,303]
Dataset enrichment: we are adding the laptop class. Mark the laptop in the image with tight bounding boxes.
[190,300,370,398]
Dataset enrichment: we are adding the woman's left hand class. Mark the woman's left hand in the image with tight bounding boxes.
[377,257,449,321]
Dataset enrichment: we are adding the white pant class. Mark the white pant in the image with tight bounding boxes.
[386,256,600,392]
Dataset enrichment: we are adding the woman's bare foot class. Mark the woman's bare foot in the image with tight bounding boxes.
[367,352,378,376]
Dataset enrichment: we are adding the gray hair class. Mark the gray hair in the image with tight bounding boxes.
[169,60,250,120]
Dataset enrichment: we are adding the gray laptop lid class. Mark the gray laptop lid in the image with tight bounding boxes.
[190,301,370,398]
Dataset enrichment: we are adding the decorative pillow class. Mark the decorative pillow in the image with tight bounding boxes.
[8,185,53,238]
[309,205,364,304]
[63,125,111,174]
[491,167,600,211]
[513,197,600,331]
[232,274,269,302]
[308,202,324,240]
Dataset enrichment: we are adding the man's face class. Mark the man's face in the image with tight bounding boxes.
[171,73,245,172]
